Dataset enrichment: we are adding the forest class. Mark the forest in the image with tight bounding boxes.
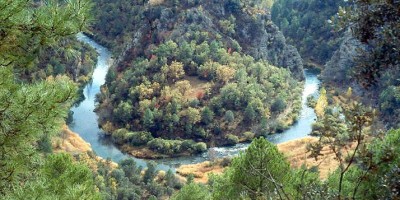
[0,0,399,199]
[93,0,303,157]
[271,0,347,66]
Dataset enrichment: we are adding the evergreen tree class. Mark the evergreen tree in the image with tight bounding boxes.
[211,138,292,199]
[172,183,210,200]
[0,0,93,197]
[143,161,157,184]
[4,153,100,199]
[244,104,256,124]
[201,107,214,125]
[143,108,155,130]
[224,110,235,123]
[0,0,92,68]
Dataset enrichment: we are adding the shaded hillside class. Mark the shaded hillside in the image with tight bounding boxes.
[271,0,346,66]
[323,1,400,128]
[92,0,304,79]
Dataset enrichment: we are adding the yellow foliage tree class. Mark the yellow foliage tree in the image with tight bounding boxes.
[346,87,353,99]
[216,65,236,84]
[161,61,185,83]
[315,87,328,117]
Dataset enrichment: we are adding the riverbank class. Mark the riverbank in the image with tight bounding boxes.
[176,137,341,183]
[54,125,92,153]
[53,125,118,168]
[70,34,321,171]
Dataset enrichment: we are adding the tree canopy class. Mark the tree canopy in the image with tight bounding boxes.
[0,0,96,198]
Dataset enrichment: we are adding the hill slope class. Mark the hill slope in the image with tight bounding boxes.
[92,0,305,157]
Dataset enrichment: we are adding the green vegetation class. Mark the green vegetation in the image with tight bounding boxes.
[96,37,301,155]
[91,0,145,53]
[93,0,303,156]
[322,0,400,127]
[2,0,399,199]
[18,37,97,84]
[211,138,293,199]
[271,0,346,65]
[0,0,99,198]
[4,153,101,200]
[174,128,400,199]
[91,0,276,54]
[88,157,183,199]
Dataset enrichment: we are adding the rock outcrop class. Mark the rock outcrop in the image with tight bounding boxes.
[103,1,304,80]
[322,30,365,94]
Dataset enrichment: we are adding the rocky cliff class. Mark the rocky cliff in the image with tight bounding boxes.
[322,30,365,94]
[94,0,304,80]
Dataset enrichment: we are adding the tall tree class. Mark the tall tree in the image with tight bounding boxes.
[211,138,292,199]
[0,69,76,194]
[308,102,374,199]
[0,0,92,196]
[0,0,92,68]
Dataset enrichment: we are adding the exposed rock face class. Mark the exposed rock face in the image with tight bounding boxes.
[322,31,365,94]
[110,1,304,80]
[233,14,304,80]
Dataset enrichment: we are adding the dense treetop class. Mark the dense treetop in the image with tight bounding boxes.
[0,0,100,198]
[92,0,304,157]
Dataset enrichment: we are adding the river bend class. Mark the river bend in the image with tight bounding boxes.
[70,33,320,170]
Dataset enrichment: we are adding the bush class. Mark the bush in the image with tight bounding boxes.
[276,121,288,133]
[271,98,287,113]
[148,139,188,155]
[220,157,232,167]
[242,131,255,141]
[224,110,235,123]
[193,127,208,139]
[127,131,154,146]
[112,128,129,144]
[37,134,53,153]
[148,138,166,153]
[194,142,207,153]
[181,140,196,152]
[225,134,239,146]
[307,96,317,108]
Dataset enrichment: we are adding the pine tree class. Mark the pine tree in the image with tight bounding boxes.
[0,0,93,197]
[201,107,214,125]
[143,108,154,130]
[211,138,292,199]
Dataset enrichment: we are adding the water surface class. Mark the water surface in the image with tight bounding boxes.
[71,33,320,170]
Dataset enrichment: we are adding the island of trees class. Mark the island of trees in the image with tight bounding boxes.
[93,0,303,158]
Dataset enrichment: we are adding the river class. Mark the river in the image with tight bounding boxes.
[70,33,320,170]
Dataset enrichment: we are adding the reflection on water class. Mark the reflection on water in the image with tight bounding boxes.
[71,33,320,170]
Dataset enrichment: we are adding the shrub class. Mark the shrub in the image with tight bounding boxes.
[225,134,239,146]
[242,131,255,141]
[112,128,129,144]
[181,140,196,152]
[271,98,287,113]
[193,127,208,139]
[194,142,207,153]
[148,139,183,155]
[307,95,317,108]
[127,131,154,146]
[220,157,232,167]
[224,110,235,123]
[148,138,165,152]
